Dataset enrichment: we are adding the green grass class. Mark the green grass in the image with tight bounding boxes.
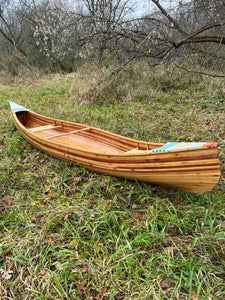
[0,63,225,299]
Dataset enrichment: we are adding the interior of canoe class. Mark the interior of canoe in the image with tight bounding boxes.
[16,111,160,154]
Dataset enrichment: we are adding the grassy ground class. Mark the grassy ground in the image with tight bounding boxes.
[0,63,225,299]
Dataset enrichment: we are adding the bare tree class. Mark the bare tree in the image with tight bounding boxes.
[113,0,225,76]
[0,0,224,75]
[0,0,27,55]
[75,0,135,61]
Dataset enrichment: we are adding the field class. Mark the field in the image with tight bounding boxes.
[0,63,225,299]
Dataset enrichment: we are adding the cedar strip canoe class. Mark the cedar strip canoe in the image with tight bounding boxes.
[9,102,221,193]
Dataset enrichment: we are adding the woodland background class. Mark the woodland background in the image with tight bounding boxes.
[0,1,225,299]
[0,0,224,75]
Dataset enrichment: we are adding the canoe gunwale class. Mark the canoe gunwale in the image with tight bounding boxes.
[12,110,219,158]
[10,104,221,193]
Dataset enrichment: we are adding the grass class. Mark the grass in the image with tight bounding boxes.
[0,62,225,299]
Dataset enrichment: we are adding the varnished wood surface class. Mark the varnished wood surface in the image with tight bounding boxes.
[11,108,221,193]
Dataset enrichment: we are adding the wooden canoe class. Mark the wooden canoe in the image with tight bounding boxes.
[9,102,221,193]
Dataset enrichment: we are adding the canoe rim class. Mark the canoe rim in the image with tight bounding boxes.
[11,105,220,157]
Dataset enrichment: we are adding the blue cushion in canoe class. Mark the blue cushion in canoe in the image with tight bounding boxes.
[148,142,206,153]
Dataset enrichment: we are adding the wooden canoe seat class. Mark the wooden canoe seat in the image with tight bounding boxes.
[123,148,146,155]
[44,127,90,140]
[29,124,62,132]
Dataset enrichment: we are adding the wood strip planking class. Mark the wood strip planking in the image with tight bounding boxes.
[28,113,135,151]
[24,126,220,165]
[47,134,129,153]
[26,111,161,150]
[23,126,221,166]
[20,130,220,183]
[21,141,220,192]
[11,107,221,193]
[20,128,220,175]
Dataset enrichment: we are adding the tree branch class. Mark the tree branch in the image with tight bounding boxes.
[150,0,187,35]
[174,62,225,78]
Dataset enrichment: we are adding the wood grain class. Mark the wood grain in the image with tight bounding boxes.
[10,107,221,193]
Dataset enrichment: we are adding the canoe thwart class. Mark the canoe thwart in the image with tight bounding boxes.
[29,125,62,132]
[44,127,90,140]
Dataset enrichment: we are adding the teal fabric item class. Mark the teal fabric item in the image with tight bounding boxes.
[9,102,29,113]
[148,142,206,153]
[149,142,178,153]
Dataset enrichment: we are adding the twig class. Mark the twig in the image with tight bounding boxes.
[11,53,33,72]
[174,62,225,78]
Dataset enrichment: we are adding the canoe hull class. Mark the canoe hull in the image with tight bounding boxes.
[10,105,221,193]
